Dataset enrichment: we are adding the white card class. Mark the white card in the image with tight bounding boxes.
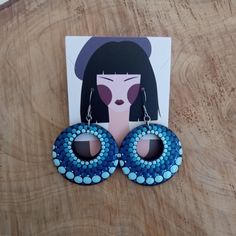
[65,36,171,143]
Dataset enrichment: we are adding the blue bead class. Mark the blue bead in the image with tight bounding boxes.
[66,171,74,179]
[58,166,66,174]
[119,160,124,167]
[83,177,92,184]
[128,172,137,180]
[176,157,182,166]
[170,165,178,173]
[122,167,130,175]
[163,171,172,179]
[109,167,116,174]
[155,175,163,183]
[179,148,183,155]
[92,175,101,183]
[102,172,110,179]
[53,159,60,166]
[136,176,145,184]
[146,177,154,185]
[113,159,119,166]
[52,151,57,158]
[74,176,82,183]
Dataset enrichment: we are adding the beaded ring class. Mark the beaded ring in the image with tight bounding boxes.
[52,123,119,185]
[119,123,183,186]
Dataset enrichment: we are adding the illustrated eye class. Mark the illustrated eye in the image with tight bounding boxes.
[97,85,112,105]
[127,84,140,104]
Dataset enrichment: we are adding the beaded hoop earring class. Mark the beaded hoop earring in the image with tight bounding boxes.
[119,88,183,186]
[52,89,119,185]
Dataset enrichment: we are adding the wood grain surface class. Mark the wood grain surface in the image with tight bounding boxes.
[1,0,236,235]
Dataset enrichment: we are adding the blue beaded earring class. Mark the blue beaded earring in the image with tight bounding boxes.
[119,88,183,186]
[52,89,119,185]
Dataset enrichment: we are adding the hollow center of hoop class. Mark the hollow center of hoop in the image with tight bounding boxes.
[136,134,164,161]
[72,134,101,161]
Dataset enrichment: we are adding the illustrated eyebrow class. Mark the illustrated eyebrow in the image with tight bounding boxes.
[98,76,114,82]
[124,76,139,82]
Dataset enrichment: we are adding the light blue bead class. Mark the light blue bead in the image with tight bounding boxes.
[83,177,92,184]
[113,160,118,166]
[109,167,116,174]
[52,151,57,158]
[119,160,124,167]
[163,171,172,179]
[92,175,101,183]
[102,172,110,179]
[58,166,66,174]
[170,165,178,173]
[155,175,163,183]
[179,148,183,155]
[53,159,60,166]
[137,176,145,184]
[74,176,82,183]
[176,157,182,166]
[128,172,137,180]
[146,177,154,185]
[122,167,130,175]
[66,171,74,179]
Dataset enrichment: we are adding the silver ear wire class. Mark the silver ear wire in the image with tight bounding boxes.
[86,88,94,125]
[141,87,151,127]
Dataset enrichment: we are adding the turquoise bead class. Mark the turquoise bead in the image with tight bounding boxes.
[52,151,57,158]
[163,171,172,179]
[83,177,92,184]
[137,176,145,184]
[146,177,154,185]
[66,171,74,179]
[53,159,60,166]
[155,175,163,183]
[74,176,82,183]
[122,167,130,175]
[128,172,137,180]
[170,165,178,173]
[109,167,116,174]
[113,159,119,166]
[58,166,66,174]
[92,175,101,183]
[119,160,124,167]
[176,157,182,166]
[102,172,110,179]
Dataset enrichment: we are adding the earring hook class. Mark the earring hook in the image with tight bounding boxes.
[86,88,94,125]
[141,87,151,126]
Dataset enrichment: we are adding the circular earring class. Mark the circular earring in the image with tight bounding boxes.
[52,89,119,185]
[119,88,183,186]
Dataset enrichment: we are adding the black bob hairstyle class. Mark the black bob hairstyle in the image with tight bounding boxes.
[78,41,159,123]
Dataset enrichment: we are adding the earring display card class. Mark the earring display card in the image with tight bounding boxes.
[65,36,172,144]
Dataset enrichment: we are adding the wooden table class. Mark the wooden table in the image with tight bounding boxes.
[1,0,236,235]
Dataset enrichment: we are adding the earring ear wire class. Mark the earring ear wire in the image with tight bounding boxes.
[141,87,151,126]
[86,88,94,125]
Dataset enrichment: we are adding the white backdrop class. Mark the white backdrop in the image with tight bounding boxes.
[65,36,172,130]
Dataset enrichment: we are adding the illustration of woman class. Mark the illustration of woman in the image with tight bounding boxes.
[74,38,162,159]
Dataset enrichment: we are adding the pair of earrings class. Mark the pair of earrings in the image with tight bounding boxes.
[52,88,183,186]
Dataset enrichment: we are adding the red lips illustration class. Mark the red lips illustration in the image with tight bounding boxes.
[115,99,124,105]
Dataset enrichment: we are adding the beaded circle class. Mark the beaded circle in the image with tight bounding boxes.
[52,123,119,185]
[119,123,183,186]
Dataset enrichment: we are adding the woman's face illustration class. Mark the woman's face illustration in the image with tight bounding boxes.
[96,74,141,112]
